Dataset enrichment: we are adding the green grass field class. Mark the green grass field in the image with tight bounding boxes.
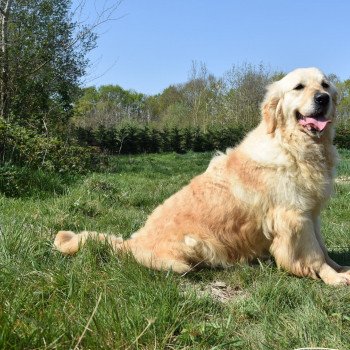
[1,151,350,350]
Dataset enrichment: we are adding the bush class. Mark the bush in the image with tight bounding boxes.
[335,127,350,149]
[0,165,77,197]
[0,119,101,173]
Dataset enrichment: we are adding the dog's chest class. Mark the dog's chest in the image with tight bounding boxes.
[274,161,332,210]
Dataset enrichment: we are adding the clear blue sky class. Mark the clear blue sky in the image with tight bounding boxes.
[74,0,350,95]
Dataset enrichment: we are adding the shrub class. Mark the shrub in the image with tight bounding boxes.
[335,127,350,149]
[0,165,77,197]
[0,119,100,173]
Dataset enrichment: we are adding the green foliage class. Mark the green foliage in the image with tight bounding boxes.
[0,119,104,197]
[0,164,77,198]
[335,126,350,149]
[1,0,96,132]
[73,63,350,140]
[73,85,148,129]
[337,79,350,124]
[1,122,98,172]
[75,121,350,155]
[72,63,279,131]
[75,123,246,155]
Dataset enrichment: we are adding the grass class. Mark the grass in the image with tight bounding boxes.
[1,151,350,349]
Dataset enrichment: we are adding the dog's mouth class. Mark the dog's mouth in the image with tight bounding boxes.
[296,111,331,137]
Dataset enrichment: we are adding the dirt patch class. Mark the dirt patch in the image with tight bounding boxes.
[207,281,245,303]
[181,280,248,304]
[335,176,350,184]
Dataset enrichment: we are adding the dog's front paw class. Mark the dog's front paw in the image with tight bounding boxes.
[323,272,350,286]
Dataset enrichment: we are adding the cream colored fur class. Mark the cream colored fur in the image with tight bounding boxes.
[54,67,350,285]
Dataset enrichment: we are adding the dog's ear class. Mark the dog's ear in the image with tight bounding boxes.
[262,98,279,134]
[261,83,282,134]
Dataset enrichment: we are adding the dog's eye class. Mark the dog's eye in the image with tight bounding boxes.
[322,82,330,89]
[294,84,304,90]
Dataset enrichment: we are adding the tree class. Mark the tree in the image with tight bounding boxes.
[0,0,119,135]
[0,0,13,118]
[182,61,220,129]
[0,0,98,133]
[337,79,350,123]
[73,84,149,129]
[222,62,273,128]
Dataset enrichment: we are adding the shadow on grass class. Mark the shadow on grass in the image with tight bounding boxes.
[107,152,211,177]
[0,165,80,198]
[329,249,350,266]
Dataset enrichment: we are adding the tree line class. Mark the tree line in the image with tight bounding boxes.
[73,62,350,134]
[73,62,284,132]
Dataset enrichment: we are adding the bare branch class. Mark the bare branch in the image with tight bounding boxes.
[25,0,123,79]
[82,58,119,85]
[0,0,12,16]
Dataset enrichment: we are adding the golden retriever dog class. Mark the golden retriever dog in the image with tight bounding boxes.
[55,67,350,285]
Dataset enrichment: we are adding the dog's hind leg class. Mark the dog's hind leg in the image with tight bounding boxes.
[125,236,193,274]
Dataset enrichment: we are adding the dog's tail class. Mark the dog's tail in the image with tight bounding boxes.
[54,230,127,255]
[54,230,192,274]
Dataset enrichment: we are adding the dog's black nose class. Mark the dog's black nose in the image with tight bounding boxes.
[314,92,330,106]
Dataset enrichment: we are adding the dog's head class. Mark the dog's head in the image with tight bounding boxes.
[262,67,338,138]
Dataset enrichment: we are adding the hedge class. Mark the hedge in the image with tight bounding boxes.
[75,124,350,155]
[75,124,246,154]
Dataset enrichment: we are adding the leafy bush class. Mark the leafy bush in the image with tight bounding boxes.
[335,127,350,149]
[0,165,77,198]
[0,119,100,173]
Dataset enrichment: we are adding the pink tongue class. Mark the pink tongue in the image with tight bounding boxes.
[299,117,331,132]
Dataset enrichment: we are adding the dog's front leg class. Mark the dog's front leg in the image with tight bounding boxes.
[269,209,350,285]
[313,215,350,274]
[313,215,343,270]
